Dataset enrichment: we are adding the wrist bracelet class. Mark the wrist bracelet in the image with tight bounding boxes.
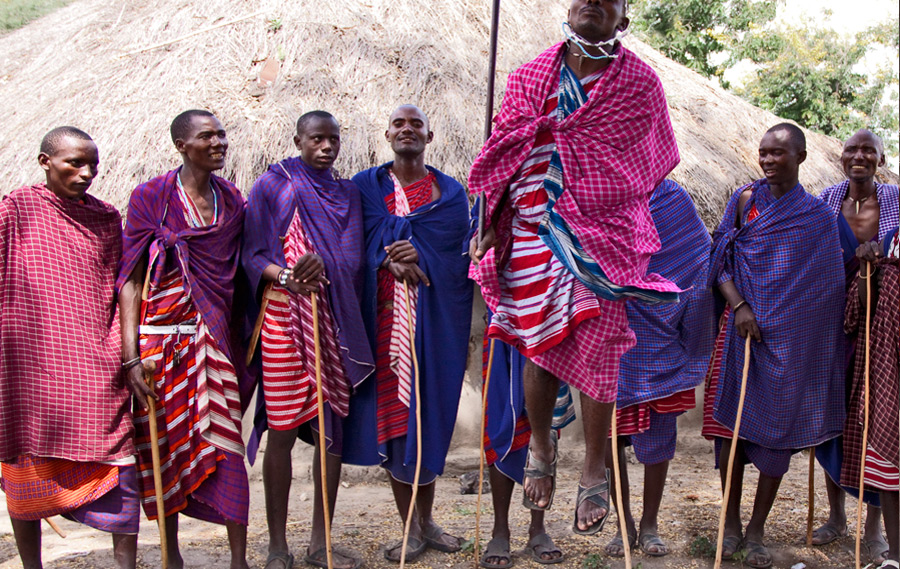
[122,357,141,370]
[732,300,748,313]
[278,268,290,286]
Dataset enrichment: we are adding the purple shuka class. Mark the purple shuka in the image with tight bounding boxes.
[709,180,846,451]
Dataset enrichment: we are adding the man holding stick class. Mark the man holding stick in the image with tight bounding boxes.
[118,110,252,569]
[342,104,472,562]
[0,127,140,569]
[702,123,846,568]
[243,111,375,569]
[811,129,897,563]
[842,229,899,569]
[469,0,680,536]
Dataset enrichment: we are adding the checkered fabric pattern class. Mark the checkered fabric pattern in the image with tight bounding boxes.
[0,185,133,462]
[841,252,899,490]
[707,181,847,449]
[469,42,680,298]
[820,182,899,242]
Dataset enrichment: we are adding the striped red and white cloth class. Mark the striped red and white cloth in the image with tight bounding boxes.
[374,172,433,444]
[261,208,350,429]
[136,185,245,519]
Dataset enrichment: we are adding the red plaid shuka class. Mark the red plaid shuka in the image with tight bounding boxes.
[0,184,132,462]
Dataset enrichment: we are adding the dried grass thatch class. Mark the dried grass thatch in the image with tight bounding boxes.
[1,0,897,227]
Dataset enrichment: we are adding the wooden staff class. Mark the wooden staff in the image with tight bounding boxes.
[475,338,496,565]
[611,404,631,569]
[714,336,752,569]
[310,292,334,569]
[854,262,873,569]
[142,360,168,569]
[246,282,274,366]
[476,0,502,245]
[44,517,66,538]
[399,281,422,569]
[806,448,815,546]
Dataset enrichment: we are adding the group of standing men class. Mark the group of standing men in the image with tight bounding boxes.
[0,1,898,569]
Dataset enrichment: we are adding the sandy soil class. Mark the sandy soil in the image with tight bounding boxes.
[0,433,876,569]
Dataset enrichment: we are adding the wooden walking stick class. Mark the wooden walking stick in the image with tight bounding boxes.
[246,282,274,366]
[142,360,168,569]
[806,448,815,546]
[854,261,873,569]
[611,403,632,569]
[399,281,423,569]
[44,517,66,538]
[714,335,752,569]
[476,0,502,246]
[475,338,496,565]
[310,291,334,569]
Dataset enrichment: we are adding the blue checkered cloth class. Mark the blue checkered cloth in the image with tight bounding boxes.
[625,410,679,466]
[708,180,846,450]
[618,180,715,408]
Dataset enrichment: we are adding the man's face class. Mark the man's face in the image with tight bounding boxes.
[38,136,99,200]
[840,130,884,184]
[294,116,341,170]
[758,129,806,187]
[175,115,228,173]
[386,106,433,158]
[567,0,628,43]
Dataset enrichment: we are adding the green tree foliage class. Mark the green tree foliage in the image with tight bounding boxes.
[630,0,900,159]
[630,0,778,82]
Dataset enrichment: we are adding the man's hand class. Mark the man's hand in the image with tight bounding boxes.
[289,253,328,295]
[385,240,418,264]
[387,261,430,287]
[855,241,883,265]
[469,225,496,263]
[125,364,157,411]
[734,304,761,341]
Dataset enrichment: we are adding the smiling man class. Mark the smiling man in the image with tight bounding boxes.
[702,123,846,568]
[811,129,898,562]
[243,111,375,569]
[118,110,252,569]
[1,127,140,569]
[468,0,679,539]
[342,105,472,562]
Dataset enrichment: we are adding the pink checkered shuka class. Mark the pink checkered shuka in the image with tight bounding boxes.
[0,185,133,462]
[470,42,680,294]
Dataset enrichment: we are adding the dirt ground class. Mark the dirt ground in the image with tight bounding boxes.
[0,433,876,569]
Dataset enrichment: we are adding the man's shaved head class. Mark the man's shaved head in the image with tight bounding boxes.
[844,128,884,155]
[388,105,429,129]
[40,126,93,156]
[297,110,337,135]
[170,109,216,144]
[766,122,806,153]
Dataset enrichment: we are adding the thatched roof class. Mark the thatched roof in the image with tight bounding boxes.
[1,0,897,227]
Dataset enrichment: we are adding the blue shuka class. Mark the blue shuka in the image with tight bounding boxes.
[342,164,473,480]
[618,180,715,409]
[709,180,846,450]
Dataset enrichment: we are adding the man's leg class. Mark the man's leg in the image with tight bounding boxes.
[880,491,899,563]
[522,361,559,508]
[604,438,635,556]
[483,465,514,567]
[718,438,745,557]
[263,427,298,564]
[577,394,615,531]
[111,533,138,569]
[11,518,42,569]
[414,481,461,551]
[387,477,423,544]
[226,521,251,569]
[639,459,671,554]
[308,438,357,569]
[813,473,848,543]
[743,472,783,567]
[864,506,888,564]
[163,513,184,569]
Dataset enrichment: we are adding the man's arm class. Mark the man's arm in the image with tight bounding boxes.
[118,254,156,410]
